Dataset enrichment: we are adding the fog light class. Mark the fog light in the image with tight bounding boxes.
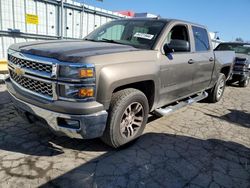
[78,88,94,97]
[58,118,80,129]
[59,84,95,100]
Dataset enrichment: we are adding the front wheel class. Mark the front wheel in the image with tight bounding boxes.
[101,88,149,148]
[207,73,226,103]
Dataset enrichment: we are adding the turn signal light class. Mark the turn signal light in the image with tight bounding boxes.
[79,69,94,78]
[78,88,94,97]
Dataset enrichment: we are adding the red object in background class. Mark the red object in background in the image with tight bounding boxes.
[117,11,135,17]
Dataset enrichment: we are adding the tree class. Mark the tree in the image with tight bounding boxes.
[235,37,244,42]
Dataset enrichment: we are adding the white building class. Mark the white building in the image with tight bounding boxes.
[0,0,126,59]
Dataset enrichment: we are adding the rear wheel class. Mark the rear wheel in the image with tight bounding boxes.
[101,88,149,148]
[239,77,249,87]
[207,73,226,103]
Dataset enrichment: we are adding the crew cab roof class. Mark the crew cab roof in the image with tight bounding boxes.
[118,17,206,29]
[218,42,250,45]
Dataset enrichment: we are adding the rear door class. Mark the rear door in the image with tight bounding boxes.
[190,26,214,91]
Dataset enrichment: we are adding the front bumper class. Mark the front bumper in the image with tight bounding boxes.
[232,70,250,81]
[6,78,108,139]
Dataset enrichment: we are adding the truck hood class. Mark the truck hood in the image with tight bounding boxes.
[9,40,140,63]
[235,53,249,59]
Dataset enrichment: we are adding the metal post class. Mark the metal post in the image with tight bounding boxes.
[12,0,15,29]
[80,1,84,38]
[45,2,48,36]
[0,0,2,31]
[214,31,219,40]
[35,0,38,35]
[24,0,28,33]
[0,0,3,58]
[60,0,64,39]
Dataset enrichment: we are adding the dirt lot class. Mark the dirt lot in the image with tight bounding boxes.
[0,83,249,188]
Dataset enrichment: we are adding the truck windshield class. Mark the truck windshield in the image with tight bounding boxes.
[84,19,166,49]
[215,43,250,55]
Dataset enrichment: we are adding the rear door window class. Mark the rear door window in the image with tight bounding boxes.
[192,26,210,51]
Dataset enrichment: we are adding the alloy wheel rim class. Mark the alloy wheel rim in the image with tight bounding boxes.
[120,102,144,139]
[217,79,225,99]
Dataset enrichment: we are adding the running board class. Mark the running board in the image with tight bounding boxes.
[154,91,208,117]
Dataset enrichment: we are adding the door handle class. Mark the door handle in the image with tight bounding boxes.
[209,57,214,62]
[188,59,195,64]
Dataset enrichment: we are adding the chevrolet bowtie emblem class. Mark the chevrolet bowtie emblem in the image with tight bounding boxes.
[14,66,25,76]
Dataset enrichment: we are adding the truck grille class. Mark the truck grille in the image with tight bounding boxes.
[9,69,53,98]
[233,63,247,72]
[8,54,52,74]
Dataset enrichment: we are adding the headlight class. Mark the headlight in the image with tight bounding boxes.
[58,64,95,100]
[59,84,95,100]
[59,65,94,79]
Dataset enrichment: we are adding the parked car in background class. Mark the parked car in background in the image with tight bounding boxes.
[215,42,250,87]
[6,18,235,148]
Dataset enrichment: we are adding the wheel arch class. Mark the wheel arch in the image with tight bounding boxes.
[97,77,157,111]
[220,65,232,80]
[113,80,155,111]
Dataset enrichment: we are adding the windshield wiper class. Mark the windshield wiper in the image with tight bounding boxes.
[99,38,124,45]
[84,38,124,45]
[85,38,133,47]
[84,38,98,42]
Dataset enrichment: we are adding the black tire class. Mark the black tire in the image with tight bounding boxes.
[207,73,226,103]
[239,77,249,87]
[101,88,149,148]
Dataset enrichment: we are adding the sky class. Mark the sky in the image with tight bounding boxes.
[78,0,250,42]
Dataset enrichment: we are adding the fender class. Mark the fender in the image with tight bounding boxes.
[96,61,160,109]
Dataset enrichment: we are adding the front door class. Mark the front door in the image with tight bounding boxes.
[158,24,196,107]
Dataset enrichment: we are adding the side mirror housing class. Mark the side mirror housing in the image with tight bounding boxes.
[163,44,174,54]
[163,39,190,54]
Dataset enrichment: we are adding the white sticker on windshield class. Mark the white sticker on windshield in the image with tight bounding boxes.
[134,32,154,40]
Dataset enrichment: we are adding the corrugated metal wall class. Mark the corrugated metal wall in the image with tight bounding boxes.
[0,0,125,59]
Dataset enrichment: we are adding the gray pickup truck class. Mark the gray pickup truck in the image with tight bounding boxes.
[215,42,250,87]
[5,18,235,148]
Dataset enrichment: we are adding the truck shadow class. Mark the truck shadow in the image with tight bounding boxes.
[226,81,247,88]
[1,103,249,158]
[0,105,162,157]
[39,133,250,188]
[205,109,250,128]
[0,90,11,106]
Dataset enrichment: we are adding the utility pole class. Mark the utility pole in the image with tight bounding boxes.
[214,31,219,40]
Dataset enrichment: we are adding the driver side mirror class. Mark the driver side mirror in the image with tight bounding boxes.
[163,39,190,54]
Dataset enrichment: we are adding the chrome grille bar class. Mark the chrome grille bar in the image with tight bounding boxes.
[9,68,54,100]
[8,54,52,73]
